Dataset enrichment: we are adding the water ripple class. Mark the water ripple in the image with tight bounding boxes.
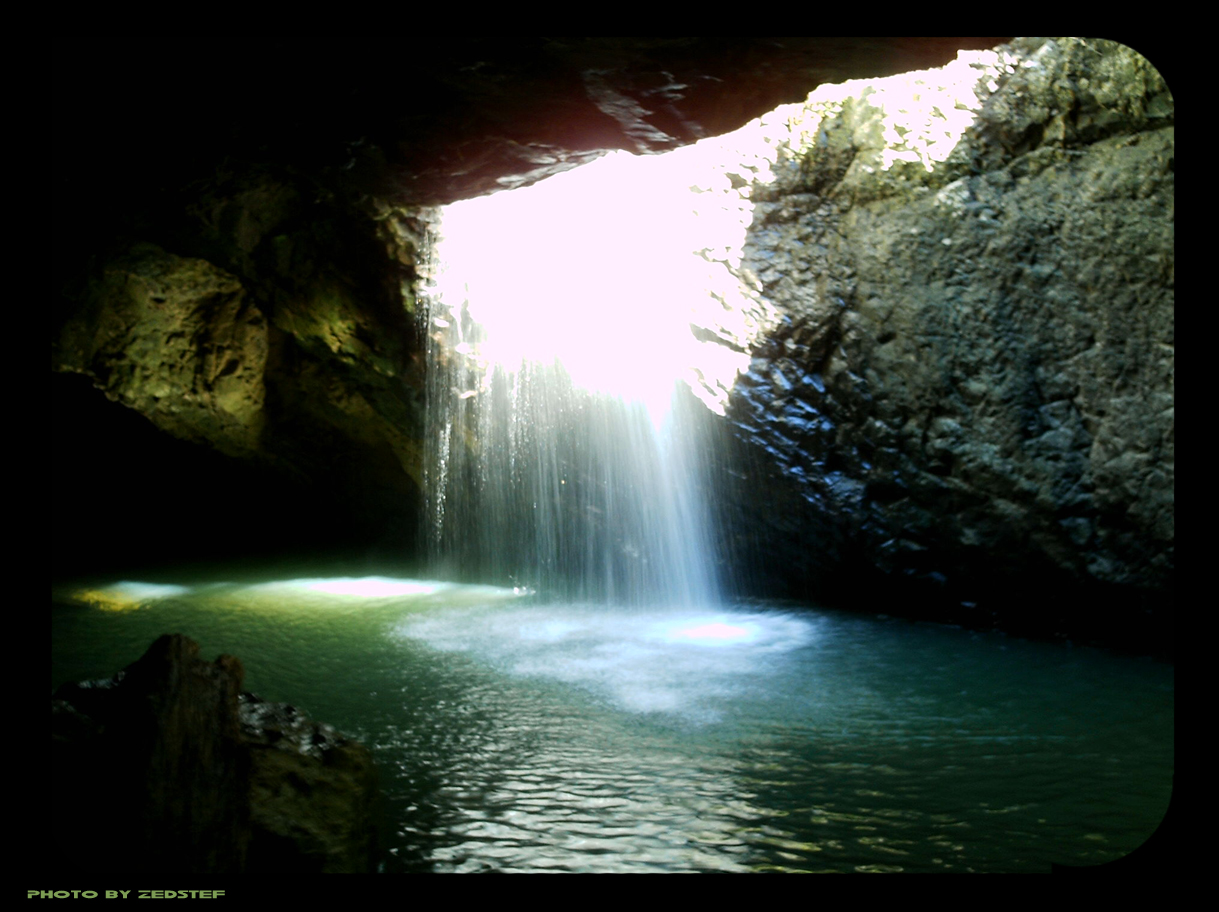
[54,585,1173,873]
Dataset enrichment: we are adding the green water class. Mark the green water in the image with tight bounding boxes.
[51,565,1173,873]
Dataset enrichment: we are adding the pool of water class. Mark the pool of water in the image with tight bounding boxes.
[51,565,1173,873]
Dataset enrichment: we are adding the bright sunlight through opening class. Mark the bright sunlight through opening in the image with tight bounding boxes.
[427,47,1002,427]
[431,143,766,428]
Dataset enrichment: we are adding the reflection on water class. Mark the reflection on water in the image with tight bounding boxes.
[51,570,1173,873]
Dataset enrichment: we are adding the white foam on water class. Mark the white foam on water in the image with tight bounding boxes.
[395,603,818,722]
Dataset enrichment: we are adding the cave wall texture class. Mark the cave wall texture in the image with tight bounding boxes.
[715,38,1173,650]
[52,37,1172,651]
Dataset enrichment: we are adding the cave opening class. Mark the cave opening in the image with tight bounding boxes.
[417,47,1000,605]
[420,135,766,605]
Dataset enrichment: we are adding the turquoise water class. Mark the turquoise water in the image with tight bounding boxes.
[51,565,1173,873]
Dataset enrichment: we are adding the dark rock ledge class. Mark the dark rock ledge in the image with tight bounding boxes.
[51,634,379,874]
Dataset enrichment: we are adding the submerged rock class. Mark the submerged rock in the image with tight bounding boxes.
[51,635,379,873]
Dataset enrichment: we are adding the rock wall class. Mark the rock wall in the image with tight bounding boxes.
[55,244,269,461]
[52,169,430,565]
[719,38,1173,648]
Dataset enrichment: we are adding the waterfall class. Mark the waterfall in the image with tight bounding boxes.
[420,148,757,607]
[423,354,716,606]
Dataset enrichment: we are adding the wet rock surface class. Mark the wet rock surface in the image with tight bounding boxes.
[718,39,1173,651]
[51,635,378,873]
[239,694,380,873]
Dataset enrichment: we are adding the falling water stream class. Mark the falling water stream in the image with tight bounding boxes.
[420,147,752,607]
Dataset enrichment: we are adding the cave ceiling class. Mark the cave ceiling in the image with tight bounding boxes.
[55,37,1011,211]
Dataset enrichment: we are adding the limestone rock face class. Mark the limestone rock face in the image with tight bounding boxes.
[721,38,1173,643]
[52,636,379,874]
[55,244,268,460]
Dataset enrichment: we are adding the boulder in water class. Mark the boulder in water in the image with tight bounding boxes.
[51,634,379,873]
